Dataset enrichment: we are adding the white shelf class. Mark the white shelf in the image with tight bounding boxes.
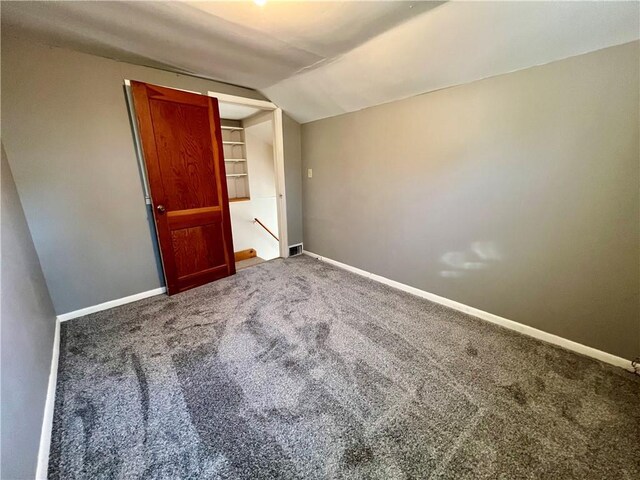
[222,119,248,201]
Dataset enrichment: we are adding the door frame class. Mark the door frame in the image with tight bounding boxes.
[207,91,289,259]
[124,80,289,262]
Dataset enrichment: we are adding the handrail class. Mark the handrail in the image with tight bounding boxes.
[254,218,279,242]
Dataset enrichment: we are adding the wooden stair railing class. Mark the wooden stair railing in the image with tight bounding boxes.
[254,218,279,242]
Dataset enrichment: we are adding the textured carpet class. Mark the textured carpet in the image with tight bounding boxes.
[49,256,640,479]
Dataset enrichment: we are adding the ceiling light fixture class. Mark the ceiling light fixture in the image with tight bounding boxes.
[254,0,267,6]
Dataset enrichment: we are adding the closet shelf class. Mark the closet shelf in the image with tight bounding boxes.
[222,118,248,201]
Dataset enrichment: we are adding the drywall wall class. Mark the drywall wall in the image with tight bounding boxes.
[1,34,302,314]
[229,112,280,261]
[1,144,57,479]
[283,113,304,247]
[301,42,639,360]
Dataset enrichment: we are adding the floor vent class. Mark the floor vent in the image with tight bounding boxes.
[289,243,303,257]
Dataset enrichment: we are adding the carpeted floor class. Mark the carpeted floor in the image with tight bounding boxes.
[49,256,640,479]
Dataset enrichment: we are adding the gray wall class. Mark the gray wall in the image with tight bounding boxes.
[283,113,304,246]
[1,34,302,314]
[1,145,57,479]
[301,42,639,360]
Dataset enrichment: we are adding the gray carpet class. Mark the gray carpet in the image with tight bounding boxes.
[49,256,640,479]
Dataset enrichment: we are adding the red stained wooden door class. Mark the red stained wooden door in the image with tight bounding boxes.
[131,81,235,295]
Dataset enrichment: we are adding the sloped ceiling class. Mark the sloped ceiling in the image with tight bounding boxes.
[218,102,263,121]
[2,1,638,123]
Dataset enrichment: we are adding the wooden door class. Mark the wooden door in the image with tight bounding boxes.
[131,81,235,295]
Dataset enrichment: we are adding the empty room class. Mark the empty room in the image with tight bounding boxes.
[1,1,639,479]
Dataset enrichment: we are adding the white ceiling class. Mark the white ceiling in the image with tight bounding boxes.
[264,1,640,122]
[219,102,263,121]
[0,1,436,88]
[2,1,638,124]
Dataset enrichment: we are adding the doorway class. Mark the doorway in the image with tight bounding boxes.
[125,81,289,293]
[210,91,289,261]
[219,105,281,270]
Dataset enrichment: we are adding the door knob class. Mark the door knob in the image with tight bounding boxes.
[156,204,166,214]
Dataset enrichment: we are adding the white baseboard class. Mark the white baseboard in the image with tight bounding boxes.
[56,287,167,322]
[36,318,60,480]
[302,250,634,372]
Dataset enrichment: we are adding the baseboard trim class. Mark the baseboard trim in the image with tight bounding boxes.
[56,287,167,322]
[35,318,60,479]
[302,251,634,372]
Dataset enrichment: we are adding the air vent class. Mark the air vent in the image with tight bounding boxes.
[289,243,303,257]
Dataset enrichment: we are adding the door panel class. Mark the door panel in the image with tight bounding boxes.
[148,100,220,209]
[171,224,226,278]
[131,81,235,295]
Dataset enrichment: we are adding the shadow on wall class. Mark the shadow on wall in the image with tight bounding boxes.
[439,241,502,278]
